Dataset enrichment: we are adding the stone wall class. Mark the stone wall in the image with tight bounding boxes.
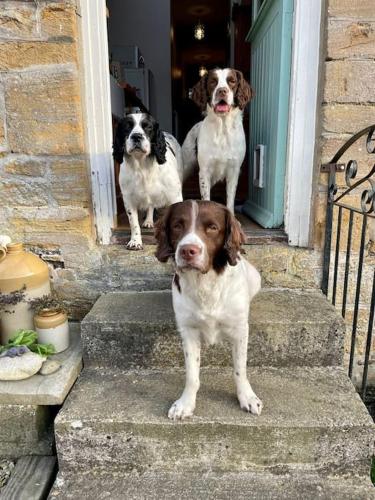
[0,0,102,292]
[316,0,375,366]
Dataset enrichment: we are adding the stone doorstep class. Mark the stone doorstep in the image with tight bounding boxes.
[0,404,55,458]
[0,323,82,406]
[1,456,56,500]
[81,290,345,368]
[54,366,374,475]
[48,470,375,500]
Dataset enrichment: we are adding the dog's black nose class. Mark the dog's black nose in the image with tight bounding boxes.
[131,133,143,143]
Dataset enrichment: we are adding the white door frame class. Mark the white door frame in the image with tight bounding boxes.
[80,0,323,247]
[79,0,116,245]
[284,0,323,247]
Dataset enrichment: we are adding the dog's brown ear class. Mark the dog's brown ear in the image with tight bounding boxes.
[235,70,254,110]
[191,75,208,112]
[224,210,247,265]
[154,207,173,262]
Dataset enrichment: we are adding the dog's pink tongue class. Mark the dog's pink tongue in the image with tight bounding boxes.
[215,103,230,113]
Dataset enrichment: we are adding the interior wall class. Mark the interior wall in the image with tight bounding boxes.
[107,0,172,132]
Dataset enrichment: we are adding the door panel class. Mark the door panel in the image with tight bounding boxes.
[243,0,293,227]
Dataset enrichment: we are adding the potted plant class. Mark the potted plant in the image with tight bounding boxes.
[29,294,69,353]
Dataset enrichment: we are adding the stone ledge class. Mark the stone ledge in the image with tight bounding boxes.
[49,470,375,500]
[0,323,82,405]
[55,366,374,474]
[81,289,345,368]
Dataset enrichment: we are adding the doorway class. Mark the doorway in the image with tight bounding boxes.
[104,0,293,242]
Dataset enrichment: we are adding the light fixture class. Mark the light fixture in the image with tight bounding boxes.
[194,21,205,40]
[199,66,208,78]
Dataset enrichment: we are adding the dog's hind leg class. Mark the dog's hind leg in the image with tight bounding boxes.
[168,329,201,420]
[143,207,154,228]
[232,324,263,415]
[199,172,211,201]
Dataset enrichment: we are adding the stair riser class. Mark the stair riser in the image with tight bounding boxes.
[81,316,344,369]
[55,423,372,476]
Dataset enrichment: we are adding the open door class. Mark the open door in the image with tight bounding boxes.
[243,0,293,228]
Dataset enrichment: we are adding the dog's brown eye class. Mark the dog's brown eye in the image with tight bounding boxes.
[173,222,183,231]
[207,224,218,232]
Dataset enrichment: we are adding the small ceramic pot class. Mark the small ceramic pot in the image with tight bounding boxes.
[34,309,69,353]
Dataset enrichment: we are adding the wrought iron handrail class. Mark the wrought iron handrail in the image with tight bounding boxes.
[322,124,375,400]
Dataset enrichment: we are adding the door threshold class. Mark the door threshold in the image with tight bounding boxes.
[111,213,287,246]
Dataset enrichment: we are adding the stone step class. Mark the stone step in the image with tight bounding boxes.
[54,366,374,475]
[81,290,345,368]
[48,470,375,500]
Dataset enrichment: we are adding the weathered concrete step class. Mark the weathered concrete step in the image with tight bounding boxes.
[81,290,345,368]
[49,470,375,500]
[55,366,374,475]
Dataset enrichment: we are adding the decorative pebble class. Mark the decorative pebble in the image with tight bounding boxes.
[0,352,46,381]
[39,360,61,376]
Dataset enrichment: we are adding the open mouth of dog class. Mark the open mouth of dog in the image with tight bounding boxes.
[214,100,231,114]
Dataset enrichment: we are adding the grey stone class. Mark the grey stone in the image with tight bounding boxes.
[39,360,61,376]
[48,470,375,500]
[1,456,56,500]
[54,366,374,475]
[81,290,345,369]
[0,324,82,405]
[0,404,54,458]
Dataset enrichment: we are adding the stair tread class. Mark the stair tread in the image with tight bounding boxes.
[83,289,341,326]
[56,366,372,429]
[50,470,375,500]
[55,367,374,474]
[81,289,345,368]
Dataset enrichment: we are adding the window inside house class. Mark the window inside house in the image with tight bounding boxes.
[106,0,290,239]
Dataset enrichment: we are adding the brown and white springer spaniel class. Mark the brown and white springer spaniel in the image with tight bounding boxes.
[155,200,262,420]
[182,69,254,213]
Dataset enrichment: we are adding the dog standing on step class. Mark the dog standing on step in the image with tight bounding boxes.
[155,200,262,420]
[113,113,183,250]
[182,69,254,213]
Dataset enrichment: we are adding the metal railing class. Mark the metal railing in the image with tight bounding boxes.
[322,125,375,400]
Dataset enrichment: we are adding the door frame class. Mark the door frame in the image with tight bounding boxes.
[284,0,323,246]
[79,0,116,245]
[80,0,323,247]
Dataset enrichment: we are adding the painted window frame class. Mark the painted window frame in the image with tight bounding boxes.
[79,0,323,247]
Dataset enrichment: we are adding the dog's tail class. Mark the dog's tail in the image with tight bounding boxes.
[181,122,201,181]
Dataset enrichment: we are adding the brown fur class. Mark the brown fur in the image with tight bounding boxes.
[191,69,254,112]
[154,200,247,273]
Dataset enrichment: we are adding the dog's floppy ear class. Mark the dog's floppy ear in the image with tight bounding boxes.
[234,70,254,110]
[191,75,208,112]
[224,210,246,265]
[113,119,126,164]
[151,120,167,165]
[154,206,173,262]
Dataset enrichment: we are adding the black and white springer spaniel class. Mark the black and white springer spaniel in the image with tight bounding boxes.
[155,200,262,420]
[182,68,254,213]
[113,113,183,250]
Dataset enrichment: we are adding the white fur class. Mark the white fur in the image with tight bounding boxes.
[119,114,183,250]
[169,254,262,420]
[182,69,247,214]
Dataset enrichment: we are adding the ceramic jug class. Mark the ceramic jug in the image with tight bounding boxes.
[0,243,51,343]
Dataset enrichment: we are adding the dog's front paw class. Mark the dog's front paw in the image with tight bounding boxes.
[238,392,263,416]
[126,239,143,251]
[168,398,195,420]
[142,220,154,229]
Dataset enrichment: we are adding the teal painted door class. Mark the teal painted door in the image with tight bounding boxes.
[243,0,293,228]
